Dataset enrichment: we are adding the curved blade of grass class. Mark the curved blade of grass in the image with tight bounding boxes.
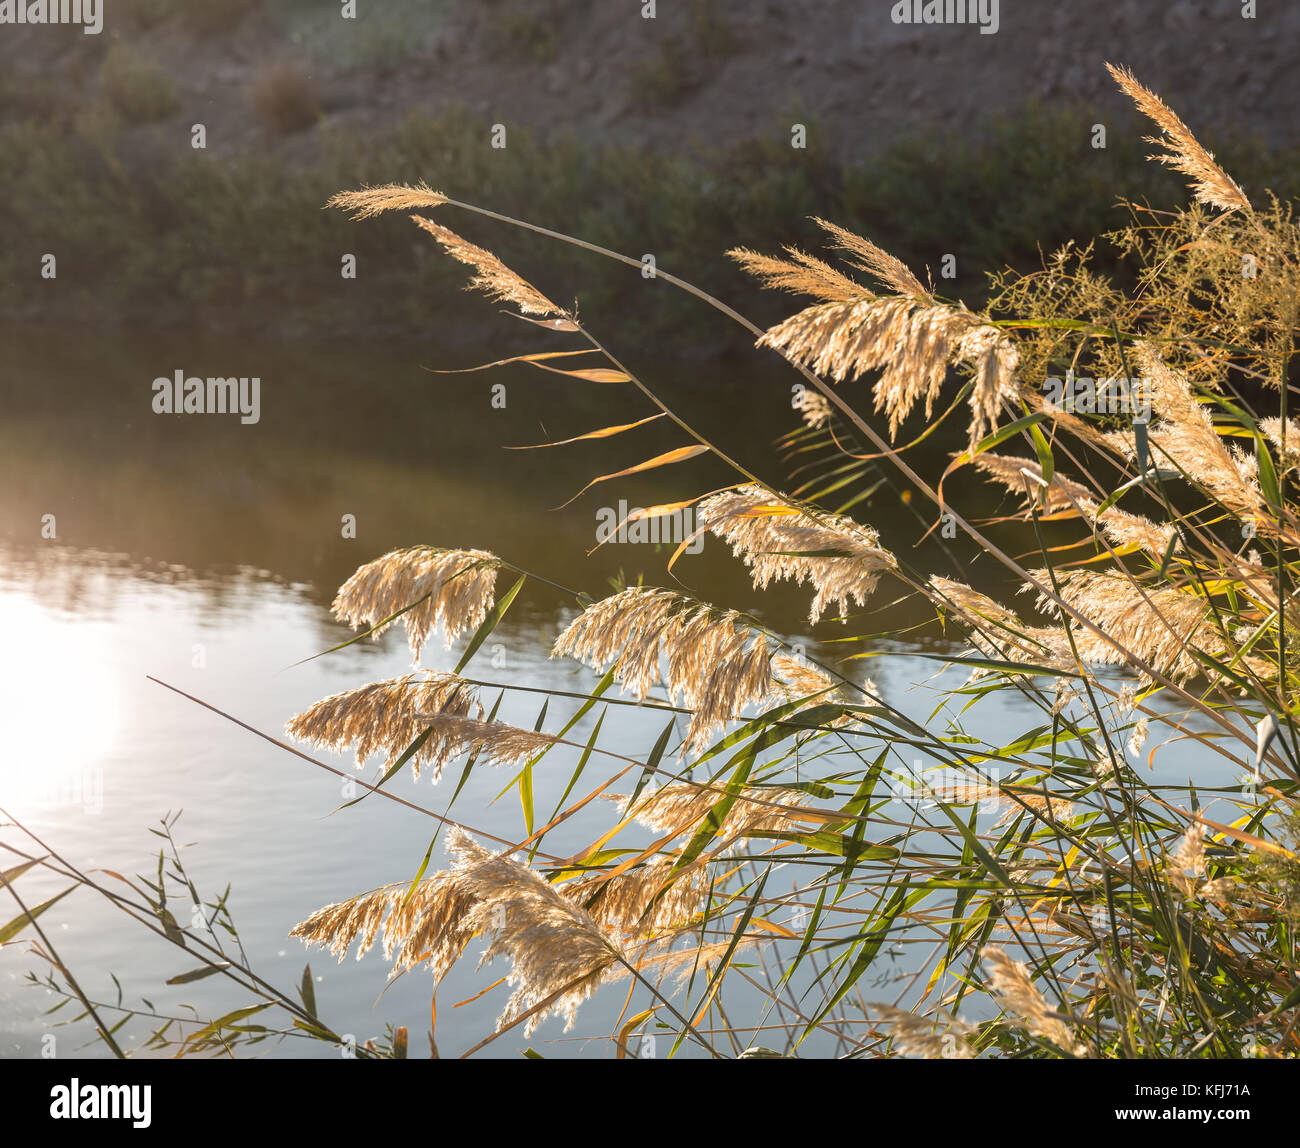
[555,445,711,510]
[0,886,76,945]
[426,349,597,374]
[505,413,665,450]
[455,574,526,674]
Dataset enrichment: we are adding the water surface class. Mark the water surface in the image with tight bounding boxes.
[0,328,1236,1058]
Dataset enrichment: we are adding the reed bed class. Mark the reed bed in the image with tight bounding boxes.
[5,66,1300,1058]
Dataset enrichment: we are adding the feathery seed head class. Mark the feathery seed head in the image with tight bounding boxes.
[442,829,621,1035]
[698,485,896,623]
[616,781,811,843]
[562,856,710,940]
[327,181,449,219]
[1168,823,1208,896]
[727,245,868,303]
[971,453,1177,557]
[410,215,563,317]
[811,218,930,299]
[332,546,500,662]
[1031,570,1258,684]
[756,295,1018,444]
[415,715,559,769]
[982,944,1087,1055]
[552,587,775,753]
[1106,64,1250,213]
[293,829,623,1037]
[285,671,483,782]
[792,387,834,429]
[956,324,1021,447]
[871,1003,975,1059]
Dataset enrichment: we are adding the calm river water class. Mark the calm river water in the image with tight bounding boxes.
[0,328,1232,1058]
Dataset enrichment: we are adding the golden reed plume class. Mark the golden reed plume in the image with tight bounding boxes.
[328,184,565,317]
[552,587,774,753]
[409,215,565,317]
[698,484,896,623]
[332,546,500,662]
[413,715,559,769]
[294,828,622,1037]
[1106,64,1250,213]
[972,452,1177,557]
[286,672,483,783]
[326,182,449,219]
[562,855,710,939]
[871,1003,974,1059]
[616,780,812,842]
[732,231,1018,446]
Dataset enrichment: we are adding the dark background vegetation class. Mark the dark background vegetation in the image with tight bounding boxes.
[1,0,1296,352]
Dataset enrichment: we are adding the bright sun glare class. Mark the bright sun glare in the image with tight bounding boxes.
[0,593,122,815]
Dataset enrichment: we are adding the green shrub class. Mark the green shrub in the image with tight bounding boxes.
[101,44,179,124]
[249,60,322,136]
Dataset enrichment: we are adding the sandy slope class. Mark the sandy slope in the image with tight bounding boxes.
[0,1,1293,160]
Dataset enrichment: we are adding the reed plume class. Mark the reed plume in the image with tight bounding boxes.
[698,484,896,623]
[728,245,868,303]
[332,546,500,662]
[792,387,834,429]
[1128,718,1150,758]
[443,830,622,1035]
[894,769,1074,827]
[1259,418,1300,473]
[973,453,1177,556]
[758,298,1003,443]
[1087,505,1179,558]
[871,1003,974,1059]
[1168,823,1208,896]
[286,672,483,782]
[1106,64,1250,213]
[623,938,758,989]
[770,653,857,716]
[930,575,1020,628]
[563,856,710,939]
[955,323,1022,446]
[409,215,565,317]
[294,828,622,1036]
[1129,343,1264,521]
[290,868,474,974]
[811,217,930,299]
[330,182,565,317]
[930,575,1075,673]
[326,181,449,219]
[732,229,1018,445]
[414,715,558,769]
[616,781,811,842]
[972,453,1094,514]
[1030,570,1256,684]
[996,791,1076,827]
[982,945,1087,1055]
[552,587,774,753]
